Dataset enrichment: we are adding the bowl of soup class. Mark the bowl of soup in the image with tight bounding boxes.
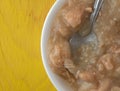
[41,0,120,91]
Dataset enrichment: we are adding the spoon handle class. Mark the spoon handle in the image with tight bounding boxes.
[90,0,104,25]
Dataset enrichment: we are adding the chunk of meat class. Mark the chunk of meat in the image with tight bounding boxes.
[63,4,85,28]
[49,37,71,67]
[53,17,73,39]
[78,82,97,91]
[85,7,93,13]
[56,1,93,38]
[49,33,76,83]
[64,59,76,75]
[63,2,92,28]
[99,54,114,70]
[78,71,96,82]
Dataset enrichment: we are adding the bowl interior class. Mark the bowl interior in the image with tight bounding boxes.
[41,0,73,91]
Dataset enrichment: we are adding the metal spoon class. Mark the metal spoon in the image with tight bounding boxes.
[70,0,104,49]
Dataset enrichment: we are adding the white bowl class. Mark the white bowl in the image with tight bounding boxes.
[41,0,74,91]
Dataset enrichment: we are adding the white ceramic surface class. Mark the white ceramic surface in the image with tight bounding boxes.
[41,0,73,91]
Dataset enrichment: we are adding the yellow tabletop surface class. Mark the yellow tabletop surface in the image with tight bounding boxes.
[0,0,56,91]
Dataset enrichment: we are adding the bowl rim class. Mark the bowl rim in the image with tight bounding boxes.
[41,0,58,89]
[41,0,71,91]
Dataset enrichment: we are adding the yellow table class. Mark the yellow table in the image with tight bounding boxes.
[0,0,56,91]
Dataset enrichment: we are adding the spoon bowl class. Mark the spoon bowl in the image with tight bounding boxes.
[69,0,104,48]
